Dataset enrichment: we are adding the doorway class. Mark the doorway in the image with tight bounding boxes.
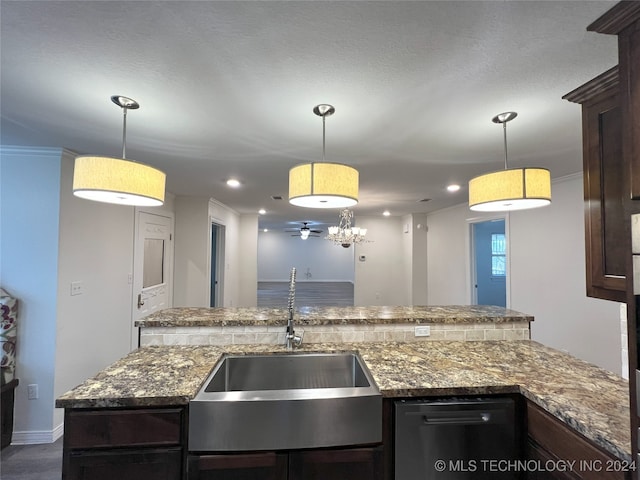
[471,218,507,307]
[132,211,174,349]
[210,223,225,307]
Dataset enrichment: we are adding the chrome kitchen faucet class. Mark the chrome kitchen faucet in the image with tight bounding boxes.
[285,267,302,350]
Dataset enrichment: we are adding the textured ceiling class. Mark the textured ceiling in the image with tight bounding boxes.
[0,1,618,230]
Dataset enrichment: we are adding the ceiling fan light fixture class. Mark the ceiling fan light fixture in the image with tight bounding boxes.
[468,112,551,212]
[73,95,166,206]
[289,104,359,209]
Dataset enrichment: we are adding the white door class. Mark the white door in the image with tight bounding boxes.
[131,211,173,349]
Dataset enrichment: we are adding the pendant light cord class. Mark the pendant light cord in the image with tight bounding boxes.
[121,107,128,160]
[502,121,508,170]
[322,114,326,162]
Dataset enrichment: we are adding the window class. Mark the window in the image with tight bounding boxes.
[143,238,165,288]
[491,233,506,276]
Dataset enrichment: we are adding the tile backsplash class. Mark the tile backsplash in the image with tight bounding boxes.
[139,321,531,347]
[621,303,629,380]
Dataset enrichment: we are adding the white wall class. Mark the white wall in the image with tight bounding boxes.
[258,230,355,282]
[354,216,409,306]
[238,215,258,307]
[426,174,622,373]
[173,197,256,308]
[1,147,61,440]
[509,174,621,373]
[426,205,473,305]
[402,213,429,305]
[54,151,135,428]
[1,147,137,442]
[209,199,245,307]
[173,197,210,307]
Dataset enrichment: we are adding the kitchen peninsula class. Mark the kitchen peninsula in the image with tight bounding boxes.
[57,306,632,480]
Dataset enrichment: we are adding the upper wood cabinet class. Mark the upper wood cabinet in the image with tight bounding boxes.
[564,67,625,302]
[587,2,640,201]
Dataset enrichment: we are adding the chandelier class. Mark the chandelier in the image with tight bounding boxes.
[326,209,368,248]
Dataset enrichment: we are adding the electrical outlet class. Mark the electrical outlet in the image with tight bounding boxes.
[70,281,84,296]
[27,384,39,400]
[414,326,431,337]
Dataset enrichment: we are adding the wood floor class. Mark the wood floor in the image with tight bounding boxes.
[258,281,354,307]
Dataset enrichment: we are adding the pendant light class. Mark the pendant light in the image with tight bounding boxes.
[289,104,358,208]
[73,95,166,207]
[468,112,551,212]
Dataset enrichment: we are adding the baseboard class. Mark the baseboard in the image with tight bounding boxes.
[259,279,355,284]
[11,422,63,445]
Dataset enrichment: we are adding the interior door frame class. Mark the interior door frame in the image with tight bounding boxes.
[466,213,510,308]
[209,219,225,308]
[131,208,175,350]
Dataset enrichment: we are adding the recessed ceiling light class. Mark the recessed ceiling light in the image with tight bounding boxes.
[263,228,268,233]
[383,210,391,217]
[258,208,266,215]
[447,184,461,192]
[226,179,241,188]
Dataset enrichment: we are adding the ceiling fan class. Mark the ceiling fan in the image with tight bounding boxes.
[285,222,323,239]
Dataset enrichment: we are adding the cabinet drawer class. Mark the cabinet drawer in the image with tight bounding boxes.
[188,452,287,480]
[65,408,184,449]
[527,402,627,480]
[66,447,182,480]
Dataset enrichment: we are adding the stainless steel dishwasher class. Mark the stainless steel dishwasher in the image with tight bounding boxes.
[395,397,518,479]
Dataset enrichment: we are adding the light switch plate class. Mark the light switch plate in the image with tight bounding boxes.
[27,384,38,400]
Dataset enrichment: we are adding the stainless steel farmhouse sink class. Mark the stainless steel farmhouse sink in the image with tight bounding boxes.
[188,352,382,451]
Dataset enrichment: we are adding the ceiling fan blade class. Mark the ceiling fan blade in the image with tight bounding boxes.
[310,229,323,233]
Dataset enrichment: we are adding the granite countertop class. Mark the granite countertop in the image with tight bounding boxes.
[56,340,630,462]
[135,305,534,327]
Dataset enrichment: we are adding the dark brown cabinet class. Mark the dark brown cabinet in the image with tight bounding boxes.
[188,446,382,480]
[564,67,625,302]
[62,407,187,480]
[188,452,288,480]
[587,3,640,475]
[525,400,631,480]
[289,446,383,480]
[66,448,183,480]
[588,2,640,201]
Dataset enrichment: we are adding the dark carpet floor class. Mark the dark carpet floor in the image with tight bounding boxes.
[1,437,63,480]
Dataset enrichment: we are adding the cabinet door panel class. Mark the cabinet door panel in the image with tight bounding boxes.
[188,452,287,480]
[526,440,580,480]
[289,446,383,480]
[583,93,625,301]
[66,447,182,480]
[526,401,627,480]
